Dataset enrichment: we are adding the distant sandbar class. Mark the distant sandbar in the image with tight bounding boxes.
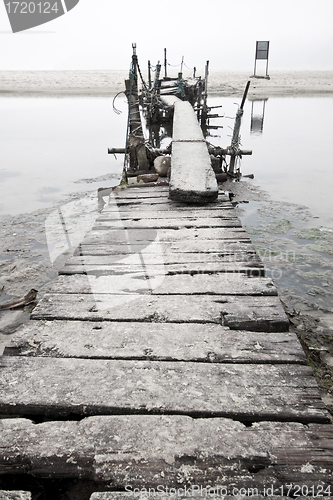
[0,70,333,97]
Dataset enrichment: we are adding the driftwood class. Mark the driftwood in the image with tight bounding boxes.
[0,289,38,311]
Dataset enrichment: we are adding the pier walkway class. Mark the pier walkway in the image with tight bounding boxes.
[0,183,333,498]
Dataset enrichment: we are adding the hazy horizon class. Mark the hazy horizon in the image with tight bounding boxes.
[1,0,333,72]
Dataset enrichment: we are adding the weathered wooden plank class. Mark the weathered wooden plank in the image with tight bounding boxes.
[30,293,289,331]
[4,321,305,364]
[113,188,229,202]
[43,273,276,296]
[0,357,328,422]
[114,198,185,206]
[59,263,264,276]
[114,193,229,203]
[89,494,314,500]
[169,141,218,203]
[102,202,234,213]
[90,496,331,500]
[113,189,169,199]
[113,194,170,201]
[65,252,264,267]
[0,493,32,500]
[93,218,242,229]
[115,185,169,191]
[76,240,257,256]
[97,209,237,220]
[81,228,251,245]
[172,100,205,141]
[60,242,264,274]
[101,201,234,212]
[1,417,332,485]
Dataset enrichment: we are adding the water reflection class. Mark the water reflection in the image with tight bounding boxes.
[207,96,333,225]
[250,98,268,135]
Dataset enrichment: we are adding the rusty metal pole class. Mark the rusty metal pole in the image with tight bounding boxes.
[201,60,209,126]
[229,81,250,174]
[148,60,152,89]
[164,48,167,78]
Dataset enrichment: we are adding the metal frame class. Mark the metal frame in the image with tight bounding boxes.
[253,41,270,78]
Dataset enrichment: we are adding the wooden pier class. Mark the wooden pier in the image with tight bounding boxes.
[0,182,333,498]
[1,49,333,498]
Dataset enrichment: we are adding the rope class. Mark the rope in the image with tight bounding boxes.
[167,59,194,72]
[183,61,195,71]
[112,91,125,115]
[137,61,149,92]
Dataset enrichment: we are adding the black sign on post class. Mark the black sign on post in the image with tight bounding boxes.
[253,41,270,78]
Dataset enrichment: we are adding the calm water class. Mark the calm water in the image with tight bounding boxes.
[207,96,333,226]
[0,96,127,218]
[1,95,332,223]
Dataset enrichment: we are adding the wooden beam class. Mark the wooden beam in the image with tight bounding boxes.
[5,321,305,364]
[0,357,328,422]
[30,293,289,331]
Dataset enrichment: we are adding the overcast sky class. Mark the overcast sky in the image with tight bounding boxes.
[1,0,333,71]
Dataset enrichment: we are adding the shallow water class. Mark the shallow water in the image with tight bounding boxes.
[1,94,332,221]
[208,95,333,225]
[0,96,127,218]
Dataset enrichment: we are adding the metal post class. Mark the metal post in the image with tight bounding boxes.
[154,61,161,94]
[229,81,250,173]
[131,42,138,88]
[240,80,251,110]
[253,42,257,76]
[148,60,152,88]
[201,60,209,126]
[164,48,167,78]
[205,61,209,91]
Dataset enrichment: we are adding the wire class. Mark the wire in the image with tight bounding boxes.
[183,62,194,71]
[112,91,125,115]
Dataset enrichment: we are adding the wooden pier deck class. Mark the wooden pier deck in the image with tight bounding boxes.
[0,184,333,498]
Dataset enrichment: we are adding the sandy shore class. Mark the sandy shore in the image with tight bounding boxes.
[0,70,333,97]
